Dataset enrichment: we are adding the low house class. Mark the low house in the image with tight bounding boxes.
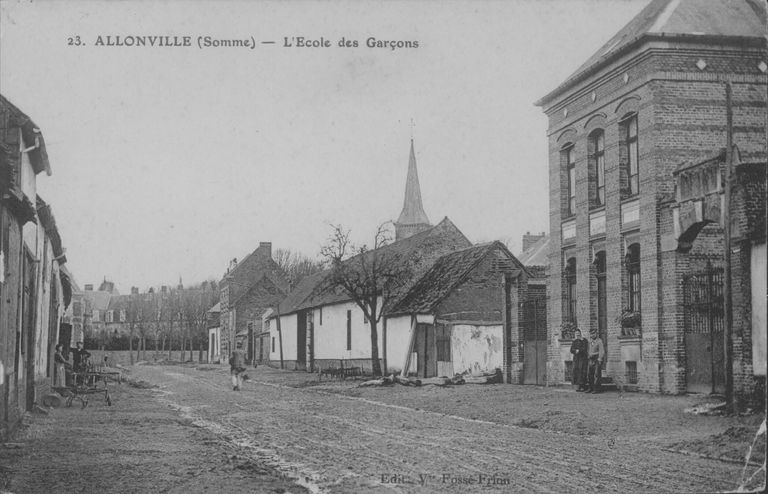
[268,217,472,373]
[387,241,530,379]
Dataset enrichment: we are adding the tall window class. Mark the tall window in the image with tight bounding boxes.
[622,115,639,196]
[589,130,605,207]
[564,257,577,324]
[594,251,607,339]
[346,310,352,351]
[626,243,641,312]
[563,145,576,216]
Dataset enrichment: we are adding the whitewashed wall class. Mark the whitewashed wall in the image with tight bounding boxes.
[313,301,382,360]
[384,315,413,373]
[270,313,298,361]
[450,324,503,375]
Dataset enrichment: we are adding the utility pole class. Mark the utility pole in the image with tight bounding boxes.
[723,80,734,413]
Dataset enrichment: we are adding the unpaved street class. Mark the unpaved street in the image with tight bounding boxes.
[124,365,755,493]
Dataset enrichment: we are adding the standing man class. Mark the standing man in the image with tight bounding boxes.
[71,341,91,373]
[569,329,588,392]
[586,329,605,393]
[229,340,246,391]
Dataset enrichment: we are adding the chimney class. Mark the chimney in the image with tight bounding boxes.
[131,287,139,295]
[84,284,93,291]
[259,242,272,259]
[522,232,546,252]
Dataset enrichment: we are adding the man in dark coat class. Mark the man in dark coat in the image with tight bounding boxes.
[71,341,91,372]
[569,329,588,391]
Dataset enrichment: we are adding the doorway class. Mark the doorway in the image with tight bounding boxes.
[683,264,725,394]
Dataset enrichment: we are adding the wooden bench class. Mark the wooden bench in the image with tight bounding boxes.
[319,360,362,380]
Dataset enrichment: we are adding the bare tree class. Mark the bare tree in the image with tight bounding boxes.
[274,247,324,288]
[319,222,416,376]
[180,280,219,363]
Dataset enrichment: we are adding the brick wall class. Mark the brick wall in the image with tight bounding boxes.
[541,34,767,394]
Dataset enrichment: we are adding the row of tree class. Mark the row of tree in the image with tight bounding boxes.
[122,280,220,364]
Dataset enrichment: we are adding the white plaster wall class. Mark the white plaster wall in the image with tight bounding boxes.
[271,313,297,361]
[450,324,503,375]
[314,301,382,360]
[384,315,412,373]
[752,242,767,376]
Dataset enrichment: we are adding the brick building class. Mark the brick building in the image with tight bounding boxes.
[535,0,766,401]
[218,242,289,363]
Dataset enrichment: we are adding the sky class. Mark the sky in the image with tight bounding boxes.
[0,0,650,293]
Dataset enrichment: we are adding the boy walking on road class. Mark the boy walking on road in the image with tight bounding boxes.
[229,341,246,391]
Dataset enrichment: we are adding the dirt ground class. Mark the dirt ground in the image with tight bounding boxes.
[0,372,307,494]
[1,363,765,493]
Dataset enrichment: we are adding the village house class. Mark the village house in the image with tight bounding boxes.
[218,242,289,364]
[1,95,71,438]
[268,217,472,373]
[81,279,117,349]
[387,241,531,380]
[535,0,766,403]
[267,140,547,381]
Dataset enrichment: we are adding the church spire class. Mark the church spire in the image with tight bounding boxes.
[395,139,431,240]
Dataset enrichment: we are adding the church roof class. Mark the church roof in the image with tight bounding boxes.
[536,0,767,106]
[396,140,430,226]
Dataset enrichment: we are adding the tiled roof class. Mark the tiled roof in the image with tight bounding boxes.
[388,241,527,315]
[518,235,549,268]
[537,0,767,106]
[0,94,51,176]
[274,217,471,316]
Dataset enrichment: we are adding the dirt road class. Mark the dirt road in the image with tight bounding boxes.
[124,365,755,493]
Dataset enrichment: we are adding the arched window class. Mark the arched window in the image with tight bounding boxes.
[562,144,576,216]
[626,243,641,312]
[564,257,577,324]
[620,114,639,197]
[589,130,605,207]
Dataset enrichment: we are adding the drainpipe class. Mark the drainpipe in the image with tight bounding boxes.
[723,81,734,412]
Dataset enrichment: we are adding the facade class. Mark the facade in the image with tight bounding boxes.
[269,217,473,373]
[1,95,70,439]
[387,241,531,380]
[536,0,767,402]
[218,242,289,363]
[81,280,115,349]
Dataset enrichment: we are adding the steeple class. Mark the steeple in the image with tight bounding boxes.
[395,139,431,240]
